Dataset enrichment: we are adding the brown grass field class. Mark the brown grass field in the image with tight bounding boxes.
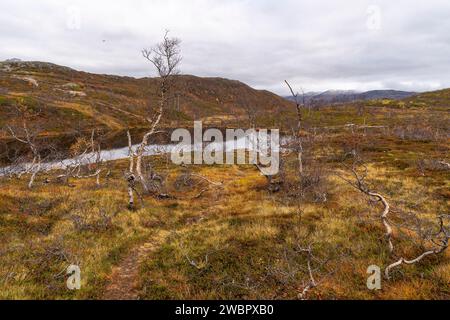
[0,92,448,299]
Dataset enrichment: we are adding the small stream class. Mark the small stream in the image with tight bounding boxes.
[0,134,284,176]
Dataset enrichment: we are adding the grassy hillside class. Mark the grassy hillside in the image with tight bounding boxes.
[0,61,292,137]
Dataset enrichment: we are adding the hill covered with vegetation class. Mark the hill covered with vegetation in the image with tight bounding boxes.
[0,60,292,137]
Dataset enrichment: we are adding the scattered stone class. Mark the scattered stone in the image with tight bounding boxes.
[67,90,86,97]
[12,75,39,87]
[62,82,82,90]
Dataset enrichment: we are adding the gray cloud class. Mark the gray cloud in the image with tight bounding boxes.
[1,0,449,94]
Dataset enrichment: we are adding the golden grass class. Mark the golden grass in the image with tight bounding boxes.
[56,101,124,130]
[0,127,449,300]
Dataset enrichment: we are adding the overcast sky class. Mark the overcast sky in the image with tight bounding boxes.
[1,0,450,94]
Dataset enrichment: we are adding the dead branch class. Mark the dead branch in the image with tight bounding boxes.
[385,214,449,279]
[297,245,317,299]
[53,130,104,187]
[191,187,210,200]
[339,159,394,254]
[190,173,223,187]
[284,80,304,175]
[438,160,450,170]
[341,156,450,280]
[6,123,41,188]
[179,242,210,271]
[126,130,136,209]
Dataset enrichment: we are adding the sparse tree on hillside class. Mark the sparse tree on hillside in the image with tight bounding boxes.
[127,31,181,200]
[239,95,258,128]
[284,80,304,176]
[54,129,105,187]
[126,130,136,209]
[4,102,43,188]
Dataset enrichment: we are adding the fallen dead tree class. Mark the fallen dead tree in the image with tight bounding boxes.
[384,214,449,279]
[340,155,450,279]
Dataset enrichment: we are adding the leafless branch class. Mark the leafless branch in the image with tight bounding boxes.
[284,80,304,175]
[385,214,449,279]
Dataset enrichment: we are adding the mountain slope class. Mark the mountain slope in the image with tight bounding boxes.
[284,89,417,105]
[0,61,292,136]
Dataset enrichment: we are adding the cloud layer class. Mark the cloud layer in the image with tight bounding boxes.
[1,0,449,94]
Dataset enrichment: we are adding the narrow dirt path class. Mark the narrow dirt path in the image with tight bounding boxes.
[102,231,169,300]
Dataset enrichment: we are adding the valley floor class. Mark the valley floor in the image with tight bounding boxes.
[0,143,449,299]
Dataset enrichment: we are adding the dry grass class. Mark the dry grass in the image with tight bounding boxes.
[0,83,449,299]
[0,129,449,299]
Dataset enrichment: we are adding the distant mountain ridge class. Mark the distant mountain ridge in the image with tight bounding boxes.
[284,89,417,105]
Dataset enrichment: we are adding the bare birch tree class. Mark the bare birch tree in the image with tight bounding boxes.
[126,130,136,209]
[4,103,43,188]
[53,130,104,187]
[285,80,304,176]
[133,30,181,194]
